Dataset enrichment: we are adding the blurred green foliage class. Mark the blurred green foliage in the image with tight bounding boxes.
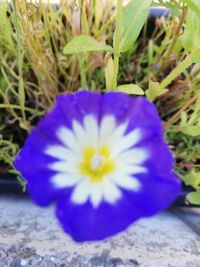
[0,0,199,204]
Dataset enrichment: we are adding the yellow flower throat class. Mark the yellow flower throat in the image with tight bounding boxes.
[79,146,116,182]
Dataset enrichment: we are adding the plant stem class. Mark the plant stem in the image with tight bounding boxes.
[165,92,200,127]
[160,48,200,90]
[78,55,88,89]
[95,13,116,37]
[110,0,123,90]
[81,0,89,34]
[0,104,44,115]
[160,6,187,68]
[12,0,26,121]
[181,0,200,20]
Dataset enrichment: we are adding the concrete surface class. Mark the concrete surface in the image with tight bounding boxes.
[0,195,200,267]
[173,208,200,237]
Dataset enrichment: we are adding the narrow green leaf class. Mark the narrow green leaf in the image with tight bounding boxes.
[63,35,113,54]
[95,1,104,29]
[104,54,114,91]
[117,84,144,95]
[187,191,200,205]
[120,0,153,52]
[0,3,14,51]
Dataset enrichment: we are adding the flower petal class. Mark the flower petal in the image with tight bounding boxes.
[83,115,99,148]
[111,128,142,156]
[108,175,141,191]
[57,127,81,153]
[48,160,79,174]
[71,179,91,205]
[116,164,147,175]
[99,115,116,146]
[45,145,78,161]
[102,179,122,204]
[89,183,104,208]
[52,173,82,188]
[115,147,149,165]
[72,120,88,148]
[105,122,127,150]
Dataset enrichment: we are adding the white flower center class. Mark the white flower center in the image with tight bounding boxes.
[91,153,104,170]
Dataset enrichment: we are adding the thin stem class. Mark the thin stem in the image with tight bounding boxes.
[95,13,116,37]
[0,104,44,115]
[160,6,187,68]
[110,0,123,90]
[78,55,88,89]
[12,0,26,121]
[81,0,89,34]
[165,92,200,127]
[160,48,200,90]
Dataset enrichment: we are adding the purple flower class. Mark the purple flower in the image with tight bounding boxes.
[14,91,180,242]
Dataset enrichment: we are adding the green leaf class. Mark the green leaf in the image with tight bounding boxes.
[180,111,188,126]
[182,170,200,189]
[181,0,200,19]
[181,125,200,137]
[0,3,14,52]
[0,77,8,93]
[187,191,200,205]
[117,84,144,95]
[181,0,200,61]
[180,97,200,136]
[120,0,153,52]
[63,35,113,55]
[145,80,168,101]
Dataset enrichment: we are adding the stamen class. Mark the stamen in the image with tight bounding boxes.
[79,146,116,183]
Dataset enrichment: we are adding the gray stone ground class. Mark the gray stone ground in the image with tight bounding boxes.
[0,195,200,267]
